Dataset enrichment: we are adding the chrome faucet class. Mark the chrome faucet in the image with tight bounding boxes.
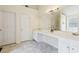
[50,25,54,32]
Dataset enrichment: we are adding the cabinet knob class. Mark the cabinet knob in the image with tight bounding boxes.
[67,46,69,48]
[72,48,74,50]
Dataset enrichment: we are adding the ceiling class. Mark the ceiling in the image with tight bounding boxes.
[24,5,72,13]
[24,5,61,10]
[24,5,39,10]
[25,5,66,11]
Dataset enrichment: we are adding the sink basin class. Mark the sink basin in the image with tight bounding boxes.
[72,33,79,36]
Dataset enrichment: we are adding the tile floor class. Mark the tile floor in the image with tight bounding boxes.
[1,40,58,53]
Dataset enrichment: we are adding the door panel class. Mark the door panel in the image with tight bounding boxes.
[0,11,16,46]
[20,14,32,41]
[0,12,3,43]
[3,11,16,44]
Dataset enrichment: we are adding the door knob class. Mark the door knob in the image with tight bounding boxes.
[0,29,2,31]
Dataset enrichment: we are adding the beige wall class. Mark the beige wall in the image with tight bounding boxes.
[38,5,61,30]
[0,5,39,43]
[38,5,60,13]
[38,11,52,30]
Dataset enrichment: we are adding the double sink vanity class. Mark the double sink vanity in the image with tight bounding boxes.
[33,30,79,53]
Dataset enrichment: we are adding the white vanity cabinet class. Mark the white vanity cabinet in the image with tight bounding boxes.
[59,38,79,53]
[33,32,45,42]
[70,45,79,53]
[33,31,79,53]
[70,40,79,53]
[42,35,58,48]
[37,33,44,42]
[33,32,58,48]
[58,39,70,53]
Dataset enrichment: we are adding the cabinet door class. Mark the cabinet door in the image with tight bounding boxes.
[58,39,70,53]
[70,41,79,53]
[70,45,79,53]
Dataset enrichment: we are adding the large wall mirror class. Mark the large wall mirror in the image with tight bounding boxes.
[60,14,79,33]
[67,16,79,32]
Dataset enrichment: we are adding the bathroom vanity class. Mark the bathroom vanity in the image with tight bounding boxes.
[33,30,79,53]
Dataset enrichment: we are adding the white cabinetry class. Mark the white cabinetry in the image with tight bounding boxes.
[70,41,79,53]
[59,39,79,53]
[58,39,70,53]
[33,32,43,42]
[42,35,58,48]
[33,32,58,48]
[34,33,45,42]
[70,45,79,53]
[33,31,79,53]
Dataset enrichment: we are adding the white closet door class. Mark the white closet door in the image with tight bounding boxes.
[0,12,3,43]
[20,14,32,41]
[3,11,16,44]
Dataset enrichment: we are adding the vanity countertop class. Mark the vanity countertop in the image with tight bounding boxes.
[33,30,79,42]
